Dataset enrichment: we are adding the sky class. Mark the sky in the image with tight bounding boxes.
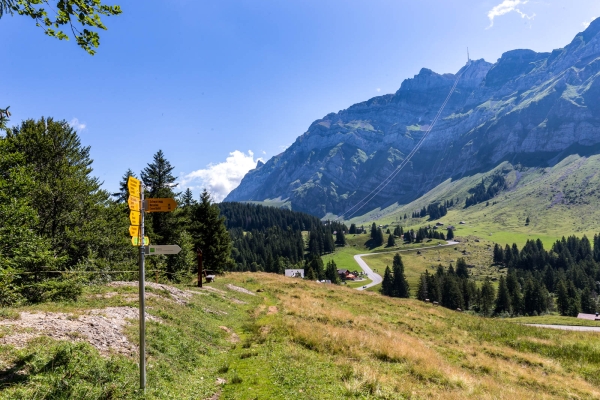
[2,0,599,201]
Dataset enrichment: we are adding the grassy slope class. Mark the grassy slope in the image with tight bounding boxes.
[4,274,600,398]
[348,154,600,248]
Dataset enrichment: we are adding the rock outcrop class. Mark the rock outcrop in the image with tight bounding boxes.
[226,18,600,217]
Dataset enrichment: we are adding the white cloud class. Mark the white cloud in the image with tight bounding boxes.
[583,18,595,29]
[69,117,86,131]
[376,88,381,92]
[181,150,263,202]
[487,0,535,28]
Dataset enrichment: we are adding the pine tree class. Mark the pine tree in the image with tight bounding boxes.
[306,266,316,281]
[387,234,395,247]
[381,266,393,296]
[556,279,569,316]
[189,189,233,273]
[441,274,463,310]
[181,188,196,207]
[141,150,179,244]
[392,253,410,298]
[446,228,454,240]
[479,278,496,316]
[453,258,467,279]
[370,223,377,240]
[417,270,429,300]
[495,275,511,314]
[325,260,340,284]
[335,230,346,246]
[113,169,136,203]
[349,224,357,234]
[493,243,504,264]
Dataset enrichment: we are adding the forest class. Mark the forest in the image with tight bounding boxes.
[381,234,600,317]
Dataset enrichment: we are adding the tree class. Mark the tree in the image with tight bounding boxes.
[374,228,384,247]
[189,189,233,273]
[181,188,196,208]
[525,216,530,225]
[306,266,316,281]
[370,223,377,240]
[387,234,395,247]
[349,224,357,234]
[417,270,429,301]
[479,278,496,316]
[493,244,504,264]
[1,0,122,55]
[112,169,136,204]
[325,260,340,284]
[556,279,569,316]
[381,266,393,296]
[335,229,346,246]
[141,150,179,244]
[455,258,469,279]
[441,274,463,310]
[446,228,454,240]
[495,276,511,315]
[392,253,409,298]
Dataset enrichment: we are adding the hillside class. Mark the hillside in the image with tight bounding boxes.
[2,274,600,398]
[349,154,600,247]
[227,18,600,218]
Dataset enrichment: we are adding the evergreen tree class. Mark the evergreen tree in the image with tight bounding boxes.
[141,150,179,244]
[335,229,346,246]
[181,188,196,208]
[446,228,454,240]
[392,253,410,298]
[113,169,136,203]
[455,258,469,279]
[417,270,429,300]
[306,266,316,281]
[370,223,377,240]
[189,189,233,273]
[556,279,569,316]
[493,244,504,264]
[441,274,463,310]
[381,266,393,296]
[479,278,496,316]
[581,286,594,313]
[349,224,357,234]
[387,234,395,247]
[374,228,384,247]
[495,275,511,314]
[325,260,340,284]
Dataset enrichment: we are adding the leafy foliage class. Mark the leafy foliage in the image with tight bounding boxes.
[1,0,122,55]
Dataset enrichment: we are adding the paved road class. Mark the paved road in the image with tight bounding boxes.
[354,240,460,291]
[525,324,600,332]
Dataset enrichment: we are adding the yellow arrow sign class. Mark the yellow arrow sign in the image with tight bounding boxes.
[145,198,177,213]
[132,236,150,246]
[130,210,141,226]
[128,195,141,211]
[127,176,141,197]
[129,225,139,237]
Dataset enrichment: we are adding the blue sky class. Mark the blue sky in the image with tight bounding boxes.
[2,0,599,200]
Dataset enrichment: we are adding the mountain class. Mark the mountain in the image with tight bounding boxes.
[225,18,600,218]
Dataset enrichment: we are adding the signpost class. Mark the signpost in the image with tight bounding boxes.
[126,176,179,392]
[146,245,182,255]
[145,198,177,212]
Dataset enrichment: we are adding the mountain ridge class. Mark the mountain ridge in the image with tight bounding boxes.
[226,18,600,218]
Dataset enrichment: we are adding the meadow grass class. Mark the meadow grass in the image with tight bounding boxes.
[3,273,600,398]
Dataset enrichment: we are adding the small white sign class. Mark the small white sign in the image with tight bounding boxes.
[145,245,182,255]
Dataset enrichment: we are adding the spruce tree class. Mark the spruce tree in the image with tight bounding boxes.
[455,258,469,279]
[370,223,377,240]
[392,253,410,298]
[335,230,346,246]
[556,279,569,316]
[446,227,454,240]
[113,169,137,203]
[495,275,511,315]
[181,188,196,207]
[381,266,393,296]
[325,260,340,284]
[189,189,233,273]
[479,278,496,316]
[141,150,179,244]
[387,234,395,247]
[417,270,429,300]
[349,224,357,234]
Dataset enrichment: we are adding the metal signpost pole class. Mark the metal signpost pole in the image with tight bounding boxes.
[139,188,146,391]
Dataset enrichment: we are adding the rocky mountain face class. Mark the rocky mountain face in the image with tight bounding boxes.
[225,18,600,218]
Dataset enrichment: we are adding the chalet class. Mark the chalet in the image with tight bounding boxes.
[337,269,357,280]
